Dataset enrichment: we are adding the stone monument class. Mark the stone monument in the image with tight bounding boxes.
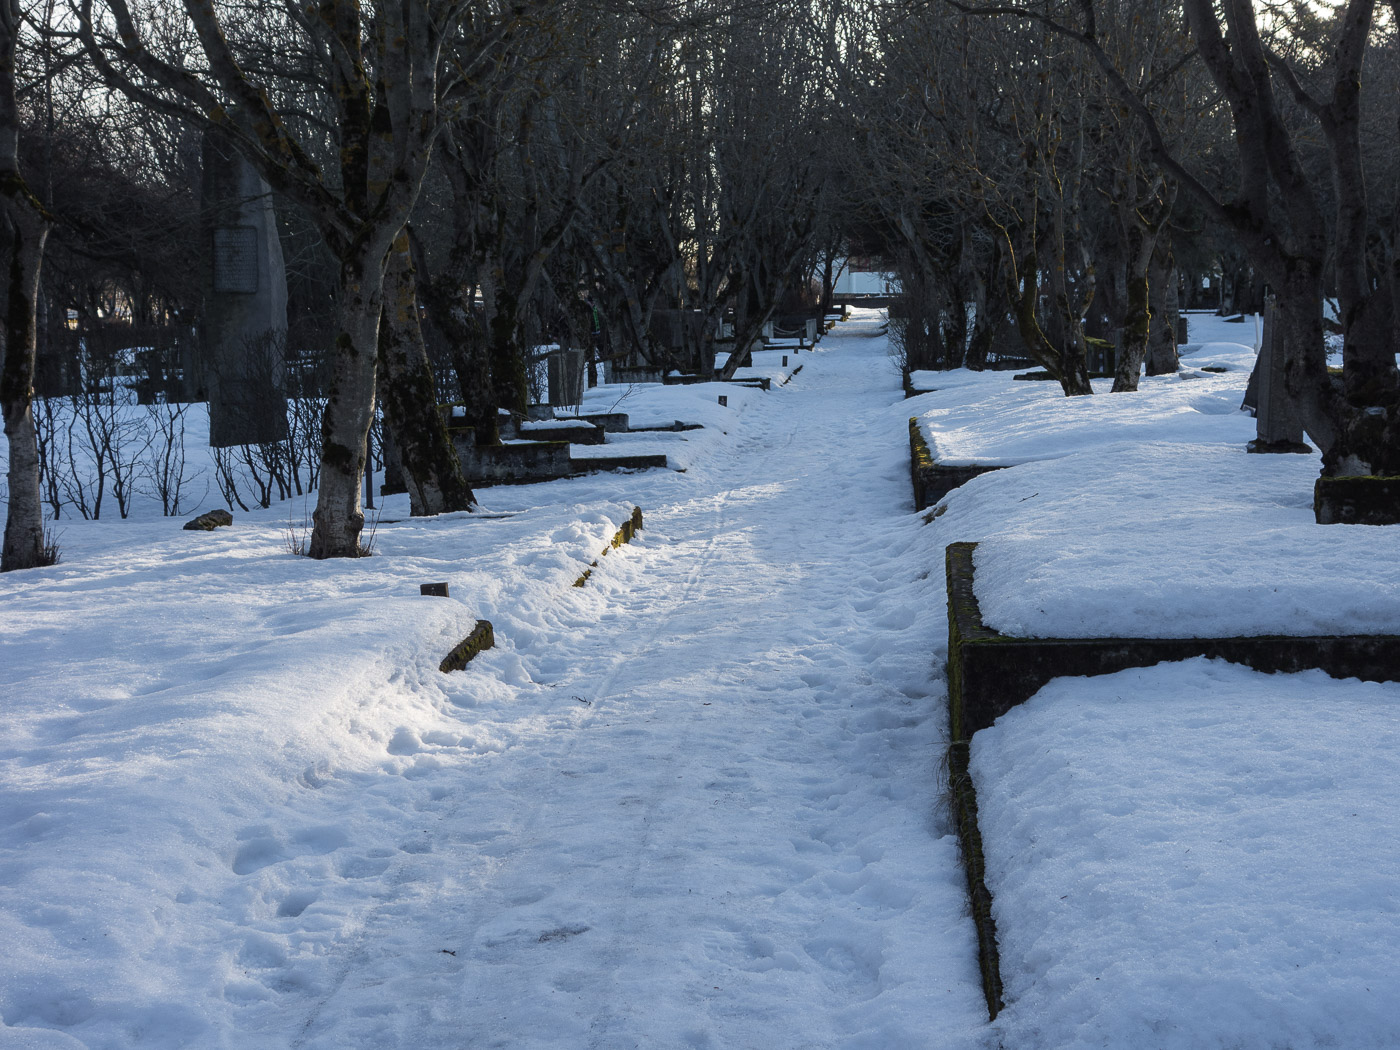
[547,347,586,409]
[1245,297,1311,453]
[201,128,289,447]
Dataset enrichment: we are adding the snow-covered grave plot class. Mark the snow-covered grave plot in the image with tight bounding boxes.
[908,314,1400,1047]
[0,312,993,1049]
[971,659,1400,1050]
[911,317,1400,640]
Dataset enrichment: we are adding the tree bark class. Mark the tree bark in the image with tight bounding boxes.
[308,251,384,559]
[1145,236,1180,375]
[1,199,51,571]
[1,0,54,572]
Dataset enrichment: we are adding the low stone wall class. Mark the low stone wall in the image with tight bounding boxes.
[439,620,495,673]
[573,507,645,587]
[943,538,1400,1020]
[908,419,1004,511]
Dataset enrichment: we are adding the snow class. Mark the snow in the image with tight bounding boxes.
[0,313,987,1049]
[911,320,1400,639]
[518,418,597,431]
[971,659,1400,1050]
[4,309,1399,1049]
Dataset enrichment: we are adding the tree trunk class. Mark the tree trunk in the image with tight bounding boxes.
[0,198,50,571]
[308,252,384,559]
[377,234,475,516]
[1112,220,1155,392]
[965,238,1008,371]
[1003,231,1093,397]
[1145,238,1181,375]
[1,0,54,571]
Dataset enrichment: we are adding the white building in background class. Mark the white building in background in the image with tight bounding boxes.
[831,256,900,297]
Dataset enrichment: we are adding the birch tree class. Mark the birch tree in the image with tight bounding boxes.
[1,0,54,572]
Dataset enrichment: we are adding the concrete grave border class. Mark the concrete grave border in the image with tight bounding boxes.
[943,538,1400,1019]
[573,507,645,587]
[945,541,1400,740]
[908,419,1005,511]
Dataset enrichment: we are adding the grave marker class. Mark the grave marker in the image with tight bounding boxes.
[1247,298,1311,454]
[201,128,288,447]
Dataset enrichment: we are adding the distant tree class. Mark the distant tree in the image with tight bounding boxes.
[951,0,1400,476]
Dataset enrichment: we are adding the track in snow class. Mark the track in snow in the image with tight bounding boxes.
[292,321,989,1050]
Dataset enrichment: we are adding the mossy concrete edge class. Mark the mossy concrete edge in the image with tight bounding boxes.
[908,420,1005,511]
[439,620,495,673]
[573,507,645,587]
[944,542,1006,1021]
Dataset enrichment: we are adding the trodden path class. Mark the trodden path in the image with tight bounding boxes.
[292,318,989,1049]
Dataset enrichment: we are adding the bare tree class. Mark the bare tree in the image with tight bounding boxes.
[78,0,523,555]
[950,0,1400,477]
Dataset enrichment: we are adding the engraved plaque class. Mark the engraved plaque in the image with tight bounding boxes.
[213,226,260,294]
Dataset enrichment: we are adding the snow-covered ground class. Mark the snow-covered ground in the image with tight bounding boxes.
[971,660,1400,1050]
[1,317,987,1049]
[3,311,1399,1049]
[910,313,1400,1048]
[911,320,1400,640]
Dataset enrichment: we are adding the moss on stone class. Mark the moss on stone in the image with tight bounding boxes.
[439,620,495,673]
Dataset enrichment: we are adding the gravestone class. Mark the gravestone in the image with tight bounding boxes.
[805,318,819,344]
[201,128,289,447]
[547,348,586,409]
[1246,298,1311,453]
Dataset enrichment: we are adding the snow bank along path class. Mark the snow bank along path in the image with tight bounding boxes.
[0,317,988,1049]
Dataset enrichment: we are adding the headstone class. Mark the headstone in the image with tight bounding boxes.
[420,582,450,597]
[1246,298,1311,453]
[650,310,685,350]
[761,321,774,341]
[805,318,819,344]
[717,395,728,407]
[547,348,586,408]
[201,128,289,447]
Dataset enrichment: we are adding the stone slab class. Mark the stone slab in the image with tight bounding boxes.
[451,432,573,484]
[568,412,630,433]
[569,453,669,474]
[520,421,606,445]
[945,541,1400,741]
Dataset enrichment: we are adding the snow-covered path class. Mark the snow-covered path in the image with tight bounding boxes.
[288,324,985,1048]
[1,318,988,1050]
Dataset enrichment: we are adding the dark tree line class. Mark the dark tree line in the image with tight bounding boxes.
[4,0,1397,568]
